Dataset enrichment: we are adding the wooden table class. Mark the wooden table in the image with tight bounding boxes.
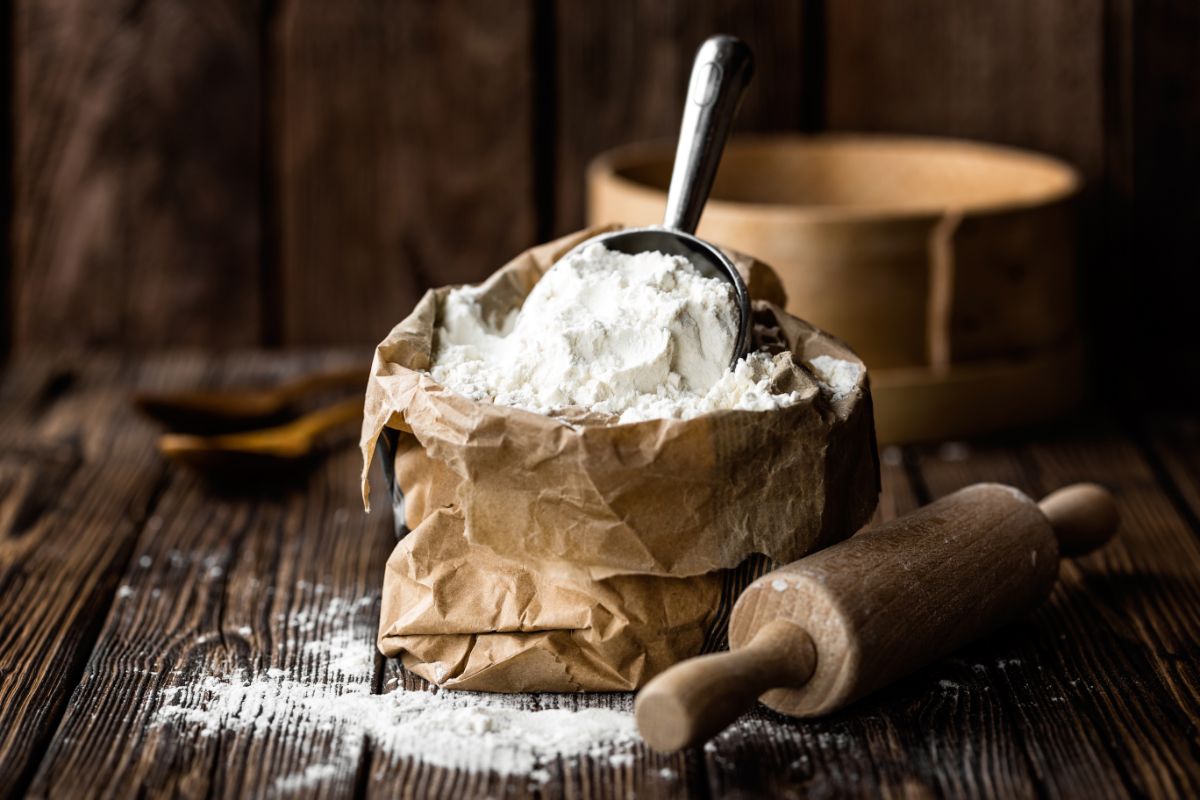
[1,351,1198,799]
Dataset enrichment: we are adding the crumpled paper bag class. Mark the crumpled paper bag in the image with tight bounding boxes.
[361,226,879,691]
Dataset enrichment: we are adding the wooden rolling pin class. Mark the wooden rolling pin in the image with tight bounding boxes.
[635,482,1118,752]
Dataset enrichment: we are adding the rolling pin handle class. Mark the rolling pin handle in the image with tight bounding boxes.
[635,619,815,752]
[1038,482,1119,557]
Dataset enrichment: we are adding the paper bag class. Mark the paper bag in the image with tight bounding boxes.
[361,227,879,691]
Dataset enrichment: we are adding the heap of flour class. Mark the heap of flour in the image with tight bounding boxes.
[430,243,809,423]
[156,673,639,787]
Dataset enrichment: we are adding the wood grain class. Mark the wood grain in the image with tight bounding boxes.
[5,0,1197,409]
[1,355,1199,797]
[730,484,1066,719]
[12,0,263,350]
[699,454,944,800]
[0,0,11,361]
[873,444,923,524]
[552,0,811,235]
[275,0,537,346]
[368,660,536,799]
[700,428,1200,799]
[1144,417,1200,525]
[1121,2,1200,405]
[0,355,204,794]
[915,431,1200,797]
[826,0,1105,179]
[368,667,700,800]
[23,352,389,798]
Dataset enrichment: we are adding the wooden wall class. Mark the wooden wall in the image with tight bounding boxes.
[2,0,1198,396]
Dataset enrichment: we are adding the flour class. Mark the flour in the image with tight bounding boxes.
[147,591,850,793]
[807,355,863,404]
[153,666,638,793]
[142,587,639,792]
[430,243,809,423]
[157,675,637,790]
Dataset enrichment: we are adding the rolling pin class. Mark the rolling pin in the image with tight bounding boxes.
[634,482,1119,752]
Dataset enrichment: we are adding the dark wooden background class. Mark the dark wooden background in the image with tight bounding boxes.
[2,1,1198,399]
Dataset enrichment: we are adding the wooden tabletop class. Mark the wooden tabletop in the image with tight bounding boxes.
[1,351,1198,799]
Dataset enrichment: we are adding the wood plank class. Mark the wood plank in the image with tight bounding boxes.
[28,361,682,800]
[0,355,207,794]
[913,428,1200,797]
[825,0,1105,179]
[822,0,1139,392]
[875,443,924,523]
[700,448,953,799]
[907,440,1131,797]
[275,0,537,346]
[369,661,700,798]
[702,647,1043,794]
[25,352,389,798]
[7,353,1197,796]
[0,355,66,437]
[12,1,262,351]
[0,0,11,361]
[702,425,1200,799]
[553,0,811,235]
[1124,3,1200,404]
[368,661,535,799]
[1144,417,1200,525]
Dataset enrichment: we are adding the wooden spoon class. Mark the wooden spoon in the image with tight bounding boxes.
[158,396,363,473]
[134,365,365,433]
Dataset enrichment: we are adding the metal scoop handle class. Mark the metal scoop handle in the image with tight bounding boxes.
[663,36,755,235]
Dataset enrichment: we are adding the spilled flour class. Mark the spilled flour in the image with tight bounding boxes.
[143,583,868,793]
[155,674,638,790]
[148,587,639,793]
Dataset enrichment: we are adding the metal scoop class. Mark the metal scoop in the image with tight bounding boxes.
[567,35,755,369]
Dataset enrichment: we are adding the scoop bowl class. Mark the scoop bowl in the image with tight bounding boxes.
[565,35,755,370]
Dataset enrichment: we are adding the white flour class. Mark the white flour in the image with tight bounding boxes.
[155,674,638,790]
[430,243,808,423]
[146,591,639,793]
[808,355,864,403]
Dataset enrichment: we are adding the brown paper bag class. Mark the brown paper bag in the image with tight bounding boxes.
[361,227,879,691]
